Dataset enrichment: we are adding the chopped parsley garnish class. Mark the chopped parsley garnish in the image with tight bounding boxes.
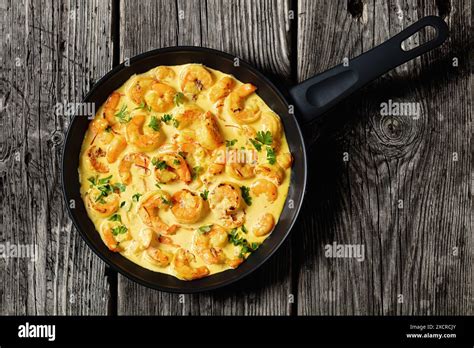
[89,175,115,203]
[200,189,209,201]
[120,201,126,208]
[178,151,186,159]
[88,176,97,187]
[111,225,128,236]
[192,166,203,180]
[108,214,122,223]
[155,183,162,189]
[89,176,125,202]
[160,113,179,128]
[256,131,273,145]
[161,114,173,123]
[135,101,151,112]
[174,92,185,106]
[240,242,260,257]
[228,228,260,258]
[266,146,276,165]
[241,225,248,234]
[249,131,273,152]
[95,188,111,202]
[225,139,238,147]
[112,182,126,193]
[240,186,252,206]
[249,138,262,151]
[173,159,181,166]
[97,185,111,195]
[198,225,213,234]
[115,104,131,124]
[132,193,142,202]
[98,175,112,185]
[161,196,172,206]
[228,228,240,245]
[148,115,161,131]
[152,158,168,170]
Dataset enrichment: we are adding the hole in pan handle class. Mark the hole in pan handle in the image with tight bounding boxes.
[289,16,449,123]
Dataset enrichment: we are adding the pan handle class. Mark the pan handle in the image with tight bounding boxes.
[289,16,448,123]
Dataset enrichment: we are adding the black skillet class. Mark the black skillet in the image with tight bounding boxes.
[62,16,448,292]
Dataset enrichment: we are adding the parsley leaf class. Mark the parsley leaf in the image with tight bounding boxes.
[160,113,179,128]
[249,138,262,152]
[120,201,126,208]
[115,104,131,124]
[112,182,126,192]
[132,193,142,202]
[88,176,97,187]
[95,184,112,202]
[192,166,203,180]
[148,115,161,131]
[250,131,273,152]
[256,131,273,145]
[173,159,181,166]
[111,225,128,236]
[200,189,209,201]
[134,101,151,112]
[93,175,114,202]
[266,146,276,165]
[161,196,172,206]
[225,139,238,147]
[228,228,260,258]
[152,158,168,170]
[240,186,252,206]
[241,225,248,234]
[250,242,260,251]
[97,184,112,195]
[198,225,213,234]
[98,175,112,185]
[228,228,240,245]
[161,114,173,123]
[174,92,185,106]
[108,214,122,223]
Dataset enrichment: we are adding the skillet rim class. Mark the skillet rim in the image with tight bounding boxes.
[61,46,308,293]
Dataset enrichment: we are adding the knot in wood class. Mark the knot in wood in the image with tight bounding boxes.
[50,131,64,147]
[369,112,422,159]
[380,116,406,142]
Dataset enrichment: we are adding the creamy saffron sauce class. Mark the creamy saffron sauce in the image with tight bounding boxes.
[79,64,292,280]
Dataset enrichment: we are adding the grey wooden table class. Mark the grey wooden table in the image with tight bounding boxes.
[1,0,472,315]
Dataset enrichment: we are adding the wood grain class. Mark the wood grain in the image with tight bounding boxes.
[117,0,294,315]
[295,0,472,315]
[0,0,113,314]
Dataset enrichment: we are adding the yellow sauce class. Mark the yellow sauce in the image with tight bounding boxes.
[78,64,292,280]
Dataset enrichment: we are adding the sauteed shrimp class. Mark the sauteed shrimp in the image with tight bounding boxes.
[79,63,292,280]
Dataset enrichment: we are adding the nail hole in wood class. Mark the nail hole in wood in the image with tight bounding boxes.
[347,0,364,19]
[435,0,451,19]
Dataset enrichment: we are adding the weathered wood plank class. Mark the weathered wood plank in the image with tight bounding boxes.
[0,0,114,315]
[4,0,469,317]
[117,0,294,315]
[296,0,472,315]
